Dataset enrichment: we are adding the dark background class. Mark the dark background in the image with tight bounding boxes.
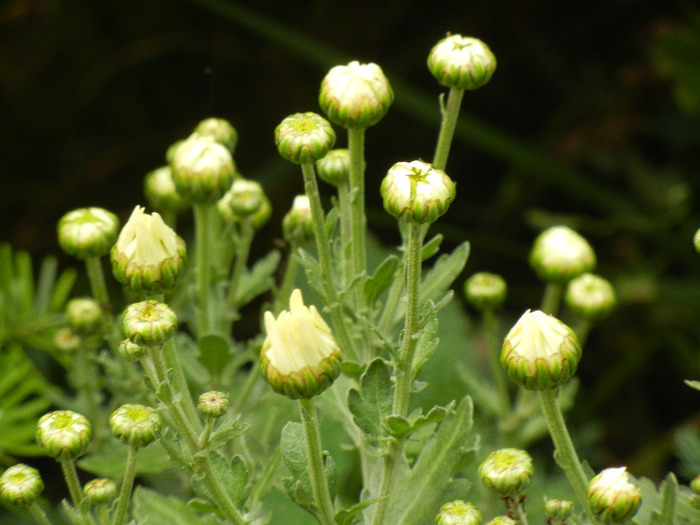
[2,0,700,481]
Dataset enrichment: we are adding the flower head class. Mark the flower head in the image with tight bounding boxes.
[316,148,351,187]
[37,410,92,460]
[435,500,482,525]
[319,61,393,129]
[65,297,103,335]
[529,226,596,283]
[198,391,230,418]
[110,404,162,448]
[170,136,236,203]
[58,207,120,259]
[0,464,44,506]
[464,272,507,311]
[122,300,177,347]
[144,166,188,214]
[428,34,497,90]
[191,117,238,153]
[478,448,533,497]
[275,112,336,165]
[588,467,641,524]
[501,310,582,390]
[261,289,342,399]
[84,478,117,505]
[565,273,616,322]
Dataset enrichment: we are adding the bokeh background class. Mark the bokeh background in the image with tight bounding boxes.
[2,0,700,484]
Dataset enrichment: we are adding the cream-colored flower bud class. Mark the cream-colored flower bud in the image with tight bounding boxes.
[478,448,533,497]
[58,207,120,259]
[486,517,516,525]
[464,272,507,311]
[529,226,596,283]
[65,297,103,335]
[381,160,456,224]
[282,195,314,244]
[111,205,187,295]
[501,310,582,390]
[588,467,641,524]
[316,148,351,187]
[223,178,266,218]
[36,410,92,460]
[435,500,482,525]
[544,498,573,525]
[261,289,342,399]
[428,34,496,90]
[565,273,616,322]
[110,404,161,448]
[144,166,188,214]
[319,61,394,129]
[170,137,236,203]
[191,117,238,153]
[275,112,336,165]
[0,464,44,506]
[84,478,117,505]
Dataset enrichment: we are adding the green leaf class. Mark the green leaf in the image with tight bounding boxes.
[364,255,399,305]
[421,234,443,261]
[198,334,231,376]
[78,437,173,478]
[192,452,250,509]
[132,486,221,525]
[335,498,384,525]
[207,416,250,451]
[234,249,281,307]
[384,403,452,439]
[156,427,195,471]
[419,241,470,308]
[347,358,393,442]
[650,472,678,525]
[281,421,312,495]
[411,317,439,381]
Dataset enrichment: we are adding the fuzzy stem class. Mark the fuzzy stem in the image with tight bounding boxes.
[540,282,564,316]
[193,203,215,337]
[347,127,367,289]
[84,256,112,314]
[432,88,465,171]
[59,459,85,509]
[226,220,255,319]
[27,503,54,525]
[483,309,510,418]
[112,445,139,525]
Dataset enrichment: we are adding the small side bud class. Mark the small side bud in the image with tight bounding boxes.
[380,160,456,224]
[144,166,188,215]
[282,195,314,245]
[65,297,103,335]
[122,300,177,347]
[54,327,81,354]
[501,310,582,390]
[319,61,393,129]
[478,448,534,497]
[0,464,44,506]
[544,498,574,525]
[110,404,162,448]
[58,207,120,259]
[223,178,266,218]
[218,182,271,229]
[486,517,517,525]
[83,478,117,506]
[170,137,236,203]
[118,338,146,361]
[36,410,92,460]
[191,117,238,153]
[275,112,336,165]
[529,226,596,283]
[464,272,507,311]
[435,500,482,525]
[198,391,230,418]
[588,467,641,524]
[316,148,351,187]
[690,474,700,494]
[565,273,616,322]
[427,34,497,90]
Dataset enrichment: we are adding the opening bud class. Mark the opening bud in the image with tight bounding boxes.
[529,226,596,283]
[58,207,119,259]
[428,34,497,90]
[478,448,534,497]
[464,272,507,311]
[110,404,162,448]
[565,273,616,322]
[435,500,482,525]
[0,464,44,506]
[191,117,238,154]
[198,391,230,418]
[84,478,117,505]
[36,410,92,460]
[588,467,641,524]
[122,300,177,347]
[316,148,351,187]
[275,112,336,165]
[144,166,188,215]
[170,137,236,203]
[282,195,314,245]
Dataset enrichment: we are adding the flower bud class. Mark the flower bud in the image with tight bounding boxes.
[170,137,236,203]
[501,310,582,390]
[316,148,351,187]
[275,112,336,165]
[65,297,103,335]
[588,467,641,524]
[565,273,616,322]
[118,338,146,361]
[54,327,81,354]
[282,195,314,244]
[381,160,456,224]
[191,117,238,153]
[0,464,44,506]
[261,289,342,399]
[319,61,393,129]
[464,272,507,311]
[529,226,596,283]
[198,391,230,418]
[544,498,573,524]
[218,185,272,230]
[83,478,117,505]
[110,404,162,448]
[428,34,496,90]
[691,474,700,494]
[37,410,92,460]
[435,500,482,525]
[144,166,188,214]
[222,178,266,218]
[122,300,177,347]
[58,207,120,259]
[111,205,187,295]
[478,448,533,497]
[486,517,516,525]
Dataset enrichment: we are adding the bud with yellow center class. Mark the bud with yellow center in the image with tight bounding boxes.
[427,34,497,90]
[478,448,534,497]
[435,500,482,525]
[261,289,342,399]
[274,112,336,165]
[58,207,120,259]
[36,410,92,460]
[588,467,641,524]
[529,226,596,283]
[122,300,177,347]
[110,404,162,448]
[170,136,236,203]
[0,464,44,506]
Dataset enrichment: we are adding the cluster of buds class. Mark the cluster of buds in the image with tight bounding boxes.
[435,500,482,525]
[464,272,507,311]
[478,448,533,497]
[427,34,497,90]
[58,207,120,260]
[36,410,92,460]
[529,226,596,283]
[110,404,162,448]
[587,467,641,524]
[274,112,336,165]
[0,464,44,507]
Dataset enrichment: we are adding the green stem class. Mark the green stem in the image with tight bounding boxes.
[537,388,597,524]
[483,309,510,419]
[193,203,216,337]
[232,360,260,414]
[59,459,85,509]
[347,127,367,289]
[337,180,353,289]
[298,398,335,525]
[112,445,139,525]
[540,282,564,316]
[197,455,249,525]
[504,495,529,525]
[27,503,54,525]
[432,88,465,171]
[162,339,201,431]
[274,245,301,315]
[199,418,216,448]
[84,256,111,314]
[226,220,255,320]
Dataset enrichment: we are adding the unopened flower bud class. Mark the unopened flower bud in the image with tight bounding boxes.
[65,297,103,335]
[319,61,393,129]
[261,289,342,399]
[224,178,266,218]
[691,474,700,494]
[544,498,573,524]
[464,272,507,311]
[84,478,117,505]
[111,205,187,295]
[588,467,641,524]
[316,148,351,187]
[435,500,482,525]
[58,207,120,259]
[144,166,187,214]
[381,160,455,224]
[170,137,236,203]
[0,464,44,506]
[428,34,497,90]
[478,448,533,497]
[218,185,271,229]
[110,404,161,448]
[192,117,238,153]
[54,327,81,353]
[529,226,596,283]
[565,273,616,322]
[282,195,314,244]
[122,300,177,347]
[275,112,336,165]
[486,517,516,525]
[118,339,145,361]
[37,410,92,460]
[198,391,229,418]
[501,310,582,390]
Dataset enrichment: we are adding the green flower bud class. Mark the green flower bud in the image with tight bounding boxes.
[690,474,700,494]
[122,300,177,347]
[478,448,533,497]
[144,166,188,214]
[275,112,336,165]
[170,137,236,203]
[529,226,596,283]
[222,178,266,218]
[316,148,351,187]
[261,289,342,399]
[501,310,582,390]
[198,391,230,418]
[319,61,393,129]
[83,478,117,505]
[65,297,103,335]
[118,338,145,361]
[0,464,44,506]
[464,272,507,311]
[111,205,187,295]
[544,498,574,524]
[588,467,641,524]
[486,517,517,525]
[58,207,120,259]
[110,404,161,448]
[218,184,271,230]
[694,228,700,254]
[282,195,314,244]
[191,117,238,153]
[54,327,81,354]
[428,34,496,90]
[380,160,456,224]
[565,273,616,322]
[37,410,92,460]
[435,500,482,525]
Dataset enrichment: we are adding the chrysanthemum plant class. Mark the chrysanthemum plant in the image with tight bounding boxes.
[1,33,699,525]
